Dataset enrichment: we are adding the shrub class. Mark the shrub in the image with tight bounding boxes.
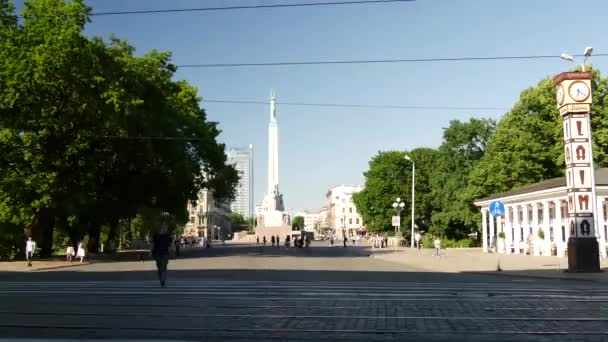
[498,231,505,239]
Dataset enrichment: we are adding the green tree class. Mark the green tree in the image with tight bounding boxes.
[292,216,305,231]
[0,0,238,257]
[430,118,495,239]
[353,148,440,235]
[470,70,608,200]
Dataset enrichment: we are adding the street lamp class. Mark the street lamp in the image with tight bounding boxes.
[392,197,405,248]
[404,154,416,248]
[560,47,593,72]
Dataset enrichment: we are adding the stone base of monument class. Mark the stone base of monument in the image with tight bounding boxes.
[567,237,600,272]
[256,210,294,240]
[255,225,294,240]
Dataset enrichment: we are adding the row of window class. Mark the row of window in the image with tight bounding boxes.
[505,204,608,224]
[502,225,608,243]
[340,218,360,225]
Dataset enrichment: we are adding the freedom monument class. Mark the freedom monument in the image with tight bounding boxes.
[255,91,292,238]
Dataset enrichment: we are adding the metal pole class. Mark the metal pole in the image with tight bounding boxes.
[250,144,254,230]
[411,162,416,249]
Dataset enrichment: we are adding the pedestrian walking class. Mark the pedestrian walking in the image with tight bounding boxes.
[152,222,172,288]
[174,237,181,257]
[256,236,260,245]
[76,241,85,263]
[343,235,347,248]
[66,243,75,262]
[276,235,280,247]
[284,235,291,248]
[415,232,422,251]
[25,237,35,267]
[330,236,334,246]
[263,236,267,246]
[271,235,275,246]
[434,236,442,256]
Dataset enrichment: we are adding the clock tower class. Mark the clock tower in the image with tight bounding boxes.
[554,71,600,272]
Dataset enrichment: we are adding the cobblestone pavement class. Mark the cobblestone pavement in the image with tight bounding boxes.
[1,244,606,341]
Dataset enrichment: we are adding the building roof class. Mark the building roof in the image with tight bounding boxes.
[477,168,608,202]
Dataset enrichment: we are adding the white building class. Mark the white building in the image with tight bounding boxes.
[326,185,365,238]
[475,168,608,258]
[294,211,321,232]
[227,147,252,219]
[185,189,231,240]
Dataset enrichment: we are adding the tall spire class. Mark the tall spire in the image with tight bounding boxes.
[270,89,277,123]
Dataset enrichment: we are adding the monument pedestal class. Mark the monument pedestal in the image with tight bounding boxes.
[567,237,600,272]
[256,210,294,240]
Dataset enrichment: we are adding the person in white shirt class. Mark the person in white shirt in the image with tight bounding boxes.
[25,237,35,267]
[415,232,422,250]
[66,244,75,262]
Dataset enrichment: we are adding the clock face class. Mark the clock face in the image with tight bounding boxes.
[569,81,590,102]
[556,84,564,105]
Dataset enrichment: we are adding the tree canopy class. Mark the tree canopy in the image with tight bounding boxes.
[0,0,238,258]
[292,216,305,231]
[355,70,608,243]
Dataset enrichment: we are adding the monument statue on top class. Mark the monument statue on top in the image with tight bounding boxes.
[256,91,292,237]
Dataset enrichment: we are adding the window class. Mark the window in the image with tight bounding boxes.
[538,209,543,224]
[518,208,523,223]
[190,216,195,223]
[549,227,554,242]
[342,208,345,213]
[349,207,353,213]
[520,227,524,241]
[356,218,360,225]
[349,218,352,224]
[562,226,566,242]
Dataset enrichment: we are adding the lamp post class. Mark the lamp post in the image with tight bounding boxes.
[404,154,416,248]
[392,197,405,249]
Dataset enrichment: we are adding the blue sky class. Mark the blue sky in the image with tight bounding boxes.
[14,0,608,212]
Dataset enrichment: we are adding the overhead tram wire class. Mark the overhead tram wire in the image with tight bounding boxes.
[177,53,608,68]
[201,99,508,111]
[89,0,416,16]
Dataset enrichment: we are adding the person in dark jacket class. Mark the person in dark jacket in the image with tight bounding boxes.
[152,223,172,288]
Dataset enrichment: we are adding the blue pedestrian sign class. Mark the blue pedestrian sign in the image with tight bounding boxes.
[489,200,505,217]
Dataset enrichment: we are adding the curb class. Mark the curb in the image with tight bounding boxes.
[467,270,597,283]
[33,262,92,271]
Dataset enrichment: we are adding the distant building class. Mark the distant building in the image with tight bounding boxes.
[326,185,365,238]
[227,147,252,219]
[185,189,231,240]
[294,211,321,232]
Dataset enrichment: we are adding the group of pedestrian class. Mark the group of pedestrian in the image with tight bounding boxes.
[371,234,389,249]
[256,235,311,248]
[65,241,86,263]
[23,237,86,268]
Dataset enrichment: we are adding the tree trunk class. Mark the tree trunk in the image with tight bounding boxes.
[87,223,101,253]
[31,208,55,258]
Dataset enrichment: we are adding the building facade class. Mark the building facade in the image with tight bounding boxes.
[294,211,321,232]
[185,189,231,240]
[326,185,365,238]
[227,147,252,219]
[475,168,608,258]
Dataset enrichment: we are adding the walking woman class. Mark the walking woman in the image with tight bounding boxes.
[152,222,172,288]
[76,241,86,263]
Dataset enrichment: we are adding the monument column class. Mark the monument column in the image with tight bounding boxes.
[554,71,600,272]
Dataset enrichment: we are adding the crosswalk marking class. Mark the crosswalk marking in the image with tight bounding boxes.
[0,280,606,301]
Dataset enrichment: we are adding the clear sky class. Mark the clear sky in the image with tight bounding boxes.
[14,0,608,212]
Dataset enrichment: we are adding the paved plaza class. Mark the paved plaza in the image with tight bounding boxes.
[1,243,607,341]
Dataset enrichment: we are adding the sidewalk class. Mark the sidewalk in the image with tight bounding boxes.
[0,260,91,271]
[370,247,608,281]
